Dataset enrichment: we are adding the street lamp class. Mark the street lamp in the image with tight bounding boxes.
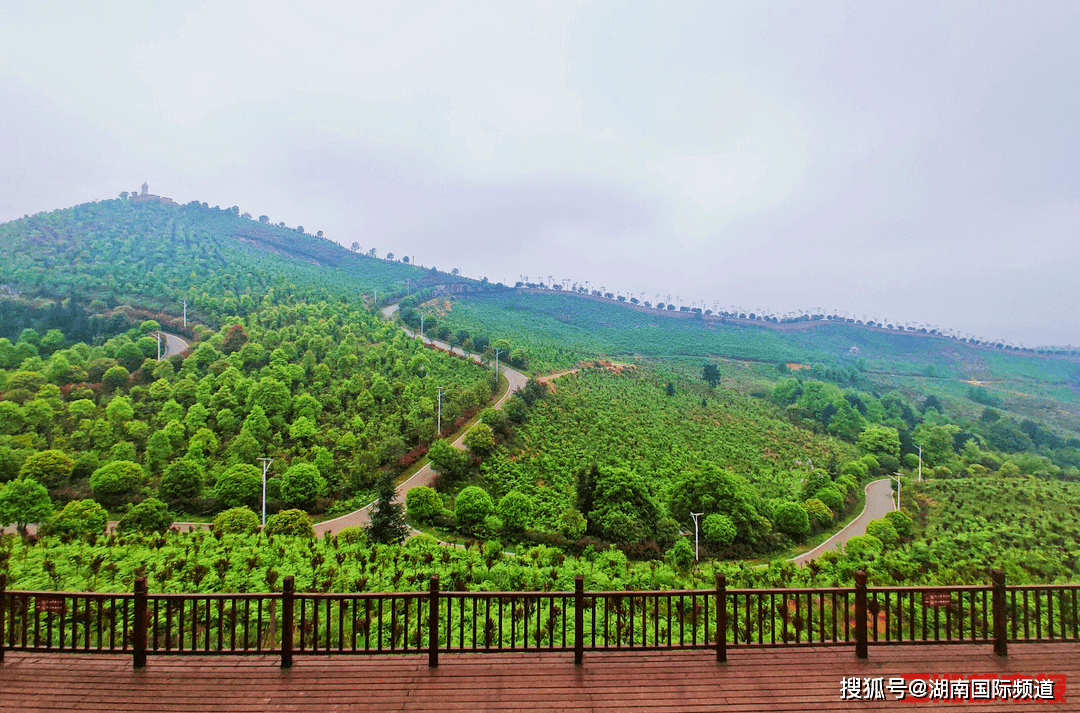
[258,458,273,527]
[436,386,443,438]
[915,445,923,481]
[690,512,704,561]
[888,473,902,512]
[493,348,502,390]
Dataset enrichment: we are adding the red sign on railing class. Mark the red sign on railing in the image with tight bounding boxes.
[923,591,953,607]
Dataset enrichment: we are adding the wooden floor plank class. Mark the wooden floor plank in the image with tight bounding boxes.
[1,644,1076,712]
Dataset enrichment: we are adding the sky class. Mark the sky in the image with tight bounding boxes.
[2,1,1078,347]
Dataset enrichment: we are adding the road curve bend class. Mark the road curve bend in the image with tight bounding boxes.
[790,478,895,566]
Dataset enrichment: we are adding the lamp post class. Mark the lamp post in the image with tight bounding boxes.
[419,313,424,342]
[493,348,502,390]
[436,386,443,438]
[258,458,273,527]
[690,512,704,561]
[916,445,923,481]
[155,332,162,361]
[888,473,902,512]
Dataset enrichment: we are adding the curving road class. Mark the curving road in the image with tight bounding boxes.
[158,331,190,358]
[313,304,527,536]
[790,478,895,565]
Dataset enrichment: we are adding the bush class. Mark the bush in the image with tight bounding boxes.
[406,486,443,523]
[655,517,680,550]
[844,534,883,558]
[335,526,367,545]
[454,486,493,528]
[46,499,108,541]
[865,518,898,545]
[159,458,205,506]
[0,477,53,534]
[19,449,75,489]
[702,513,736,546]
[116,498,173,534]
[264,508,315,538]
[89,460,145,508]
[559,508,587,540]
[496,491,533,533]
[884,510,914,538]
[463,423,496,456]
[212,506,260,535]
[802,498,833,528]
[773,501,810,538]
[480,407,507,435]
[213,463,263,509]
[840,459,869,480]
[278,462,326,510]
[814,485,843,512]
[665,537,695,569]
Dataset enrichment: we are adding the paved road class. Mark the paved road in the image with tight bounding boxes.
[314,304,527,535]
[790,478,895,565]
[158,331,190,358]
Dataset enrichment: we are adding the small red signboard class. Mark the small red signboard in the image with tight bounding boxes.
[923,591,953,607]
[37,596,65,614]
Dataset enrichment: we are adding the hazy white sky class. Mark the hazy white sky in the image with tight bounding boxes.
[2,1,1078,346]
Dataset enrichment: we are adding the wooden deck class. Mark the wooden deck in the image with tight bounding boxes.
[1,644,1076,712]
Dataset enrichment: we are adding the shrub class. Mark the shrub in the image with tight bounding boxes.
[405,486,443,523]
[213,463,262,509]
[884,510,914,539]
[212,506,260,535]
[655,517,680,549]
[773,501,810,538]
[89,460,145,508]
[865,518,898,545]
[278,462,326,510]
[454,486,493,528]
[264,508,315,538]
[335,526,367,545]
[665,538,695,569]
[159,458,205,506]
[463,423,496,456]
[702,513,736,546]
[814,486,843,512]
[844,534,883,557]
[496,490,533,533]
[46,499,108,541]
[116,498,173,534]
[802,498,833,528]
[0,477,53,535]
[840,459,869,480]
[559,508,587,540]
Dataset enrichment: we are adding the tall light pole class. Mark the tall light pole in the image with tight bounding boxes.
[436,386,443,437]
[420,313,425,342]
[494,348,502,390]
[182,299,187,327]
[155,331,162,361]
[690,512,704,561]
[258,458,273,527]
[916,445,923,481]
[888,473,902,512]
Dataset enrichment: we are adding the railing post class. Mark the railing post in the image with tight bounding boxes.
[428,575,439,668]
[281,576,294,668]
[854,571,868,659]
[574,575,584,666]
[992,569,1008,657]
[133,577,148,669]
[715,573,727,663]
[0,572,7,664]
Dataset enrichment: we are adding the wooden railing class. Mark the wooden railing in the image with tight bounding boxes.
[2,571,1078,669]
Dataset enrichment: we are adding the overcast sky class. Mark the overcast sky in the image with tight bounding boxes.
[2,1,1078,347]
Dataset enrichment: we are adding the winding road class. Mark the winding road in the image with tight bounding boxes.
[791,478,895,565]
[312,304,527,536]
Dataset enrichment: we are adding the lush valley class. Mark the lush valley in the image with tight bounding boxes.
[2,195,1080,596]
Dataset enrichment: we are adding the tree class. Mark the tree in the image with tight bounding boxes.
[702,513,736,547]
[279,462,326,510]
[212,507,260,535]
[702,363,721,389]
[427,439,469,480]
[669,464,770,543]
[116,498,173,534]
[366,476,407,544]
[159,458,205,506]
[89,460,145,508]
[454,486,494,529]
[405,486,442,523]
[221,324,249,354]
[588,466,660,543]
[773,501,810,538]
[496,491,533,533]
[802,498,833,528]
[214,463,262,509]
[18,449,75,489]
[265,509,315,537]
[665,382,676,397]
[463,423,496,456]
[858,424,901,460]
[46,499,108,541]
[0,477,53,537]
[102,365,130,391]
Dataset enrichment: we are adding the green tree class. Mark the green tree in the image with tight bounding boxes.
[802,498,833,528]
[46,499,108,541]
[264,509,315,537]
[588,466,660,543]
[279,462,326,510]
[773,501,810,538]
[405,486,442,523]
[89,460,145,508]
[366,476,407,544]
[102,364,130,391]
[214,463,262,509]
[116,498,174,534]
[159,458,205,506]
[455,486,494,529]
[0,477,53,537]
[665,537,694,569]
[212,506,260,535]
[701,513,736,546]
[702,363,721,389]
[669,464,770,543]
[18,449,75,489]
[427,439,469,480]
[858,424,901,460]
[496,490,533,533]
[463,423,496,456]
